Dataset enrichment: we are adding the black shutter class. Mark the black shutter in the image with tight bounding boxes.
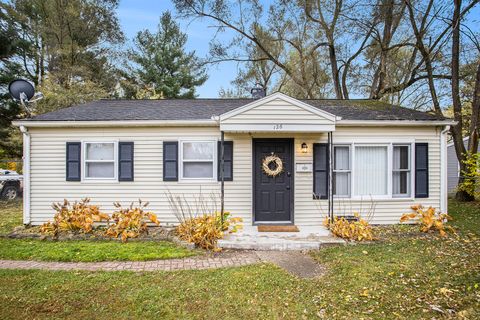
[119,142,134,181]
[218,141,233,181]
[163,141,178,181]
[66,142,81,181]
[415,143,429,198]
[313,143,329,199]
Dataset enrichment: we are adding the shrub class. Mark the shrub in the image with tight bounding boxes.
[105,200,160,242]
[400,205,454,237]
[324,213,375,241]
[40,198,109,237]
[457,151,480,198]
[176,212,242,251]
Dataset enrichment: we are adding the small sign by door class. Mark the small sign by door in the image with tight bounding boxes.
[296,163,312,173]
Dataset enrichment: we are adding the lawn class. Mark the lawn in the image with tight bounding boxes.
[0,201,197,262]
[0,200,479,319]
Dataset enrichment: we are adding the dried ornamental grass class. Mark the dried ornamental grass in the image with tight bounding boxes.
[105,200,160,242]
[40,198,109,237]
[176,212,242,251]
[400,204,454,237]
[324,213,376,241]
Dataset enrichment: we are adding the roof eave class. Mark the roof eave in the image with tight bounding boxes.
[12,119,218,128]
[336,119,456,126]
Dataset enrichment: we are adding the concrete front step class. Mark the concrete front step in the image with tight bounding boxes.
[218,236,345,251]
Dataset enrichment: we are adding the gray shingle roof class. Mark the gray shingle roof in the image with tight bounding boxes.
[26,98,446,122]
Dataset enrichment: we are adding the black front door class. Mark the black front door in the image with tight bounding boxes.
[253,139,294,223]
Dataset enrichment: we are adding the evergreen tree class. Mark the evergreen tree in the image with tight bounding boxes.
[127,11,207,99]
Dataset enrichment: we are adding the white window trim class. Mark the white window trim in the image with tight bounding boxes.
[330,142,415,200]
[333,144,351,198]
[392,144,412,198]
[179,139,218,182]
[82,140,118,182]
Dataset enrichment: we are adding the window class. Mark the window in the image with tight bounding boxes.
[354,146,388,196]
[180,141,216,179]
[393,145,411,197]
[333,146,350,196]
[84,142,116,180]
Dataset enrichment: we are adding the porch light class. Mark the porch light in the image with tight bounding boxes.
[301,142,308,153]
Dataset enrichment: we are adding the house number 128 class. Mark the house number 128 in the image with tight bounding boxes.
[273,124,283,130]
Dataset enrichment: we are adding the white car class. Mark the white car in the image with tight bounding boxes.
[0,169,23,200]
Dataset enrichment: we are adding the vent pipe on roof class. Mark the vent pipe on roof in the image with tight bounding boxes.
[250,83,266,99]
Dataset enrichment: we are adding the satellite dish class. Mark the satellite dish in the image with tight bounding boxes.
[8,79,35,102]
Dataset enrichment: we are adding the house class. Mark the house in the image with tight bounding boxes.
[447,137,480,194]
[13,92,454,226]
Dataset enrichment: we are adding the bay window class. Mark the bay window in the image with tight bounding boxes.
[330,143,413,198]
[354,146,388,196]
[180,141,216,180]
[333,146,351,196]
[393,145,411,197]
[83,142,117,180]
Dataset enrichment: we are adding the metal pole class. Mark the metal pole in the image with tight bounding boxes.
[328,132,333,223]
[220,131,225,224]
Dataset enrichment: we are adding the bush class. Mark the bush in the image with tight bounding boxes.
[324,214,375,241]
[105,200,160,242]
[40,198,109,237]
[176,212,242,251]
[400,205,454,237]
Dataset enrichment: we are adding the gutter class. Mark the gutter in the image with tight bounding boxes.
[336,120,457,126]
[440,125,450,213]
[19,125,30,225]
[12,119,217,128]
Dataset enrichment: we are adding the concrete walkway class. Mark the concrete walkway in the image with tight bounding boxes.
[0,251,324,278]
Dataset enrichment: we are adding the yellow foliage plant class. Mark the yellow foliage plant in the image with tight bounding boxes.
[105,200,159,242]
[40,198,110,237]
[400,205,454,237]
[176,212,243,251]
[324,213,375,241]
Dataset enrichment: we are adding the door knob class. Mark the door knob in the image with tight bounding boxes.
[287,171,291,177]
[286,186,290,190]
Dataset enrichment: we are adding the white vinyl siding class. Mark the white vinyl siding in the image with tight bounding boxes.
[27,125,442,226]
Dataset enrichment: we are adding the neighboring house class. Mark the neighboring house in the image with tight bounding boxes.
[13,92,454,226]
[447,137,480,194]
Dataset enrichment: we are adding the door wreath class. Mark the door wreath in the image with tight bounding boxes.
[262,154,284,177]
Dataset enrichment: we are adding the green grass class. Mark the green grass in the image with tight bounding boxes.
[0,238,196,262]
[0,200,478,319]
[0,200,23,235]
[0,201,197,262]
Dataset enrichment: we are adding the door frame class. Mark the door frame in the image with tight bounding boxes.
[252,138,295,225]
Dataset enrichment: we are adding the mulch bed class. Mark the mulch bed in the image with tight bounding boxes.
[3,225,195,249]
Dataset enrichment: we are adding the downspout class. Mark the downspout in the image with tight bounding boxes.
[19,125,31,225]
[220,131,225,224]
[440,125,450,213]
[211,115,225,224]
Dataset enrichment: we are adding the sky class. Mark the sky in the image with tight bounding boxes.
[117,0,241,98]
[117,0,480,99]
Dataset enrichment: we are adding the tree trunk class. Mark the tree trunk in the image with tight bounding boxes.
[451,0,472,201]
[328,42,343,99]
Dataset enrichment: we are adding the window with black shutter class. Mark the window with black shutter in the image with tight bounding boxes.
[313,143,329,199]
[163,141,178,181]
[119,142,134,181]
[218,141,233,181]
[415,143,429,198]
[66,142,81,181]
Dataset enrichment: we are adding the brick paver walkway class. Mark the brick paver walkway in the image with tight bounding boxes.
[0,251,260,272]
